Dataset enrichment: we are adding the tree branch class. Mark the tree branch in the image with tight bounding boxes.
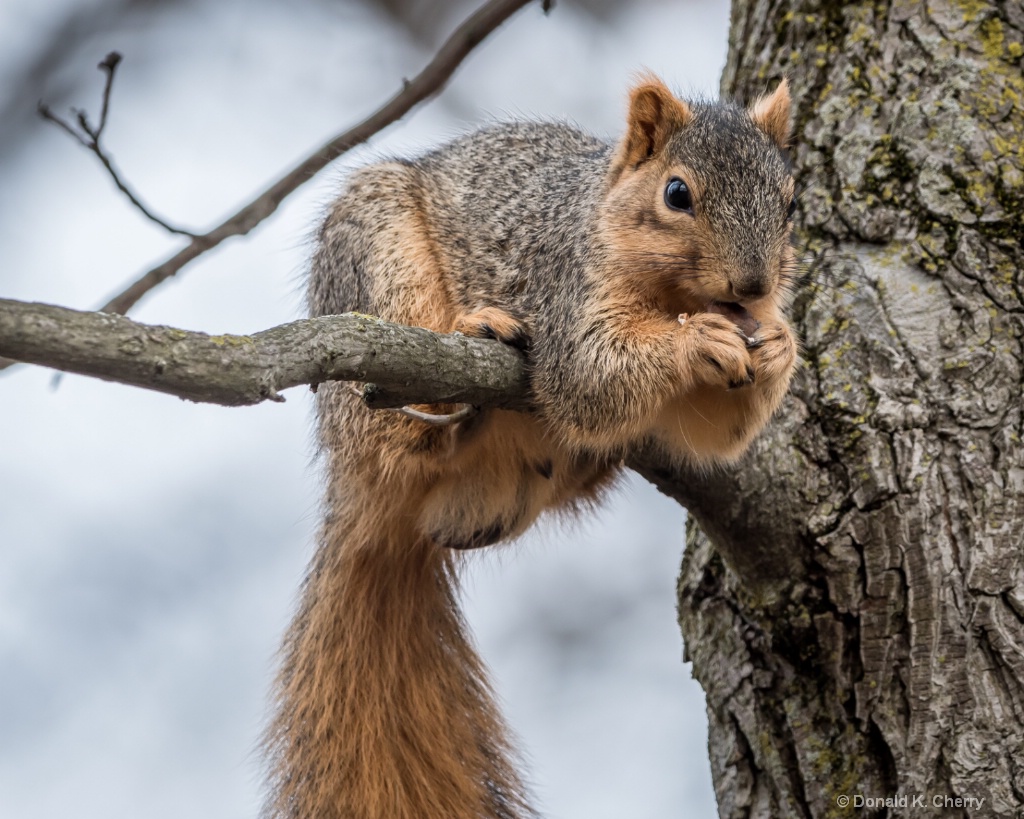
[0,298,530,410]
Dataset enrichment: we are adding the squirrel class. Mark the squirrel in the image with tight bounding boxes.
[263,75,798,819]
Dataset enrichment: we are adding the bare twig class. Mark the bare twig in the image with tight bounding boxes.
[38,51,196,237]
[95,51,120,140]
[94,0,538,316]
[0,298,531,410]
[37,103,90,147]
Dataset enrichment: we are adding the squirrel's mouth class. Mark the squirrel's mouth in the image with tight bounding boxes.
[707,301,761,339]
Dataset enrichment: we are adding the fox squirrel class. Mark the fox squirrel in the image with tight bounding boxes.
[264,75,798,819]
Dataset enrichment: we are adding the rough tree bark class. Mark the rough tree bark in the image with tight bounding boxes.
[637,0,1024,816]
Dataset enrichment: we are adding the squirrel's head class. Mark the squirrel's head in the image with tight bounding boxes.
[602,75,796,311]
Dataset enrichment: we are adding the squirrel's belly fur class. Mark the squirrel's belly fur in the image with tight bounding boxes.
[265,76,799,819]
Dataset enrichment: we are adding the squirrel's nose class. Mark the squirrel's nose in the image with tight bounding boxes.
[730,280,769,300]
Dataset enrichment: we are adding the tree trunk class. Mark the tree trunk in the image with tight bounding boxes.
[641,1,1024,815]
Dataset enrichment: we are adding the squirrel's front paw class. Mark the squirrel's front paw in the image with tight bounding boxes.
[749,319,798,385]
[678,312,755,390]
[454,307,530,351]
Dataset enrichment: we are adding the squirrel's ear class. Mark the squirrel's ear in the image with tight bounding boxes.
[749,78,792,148]
[610,77,692,181]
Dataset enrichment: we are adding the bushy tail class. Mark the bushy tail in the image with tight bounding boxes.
[264,521,532,819]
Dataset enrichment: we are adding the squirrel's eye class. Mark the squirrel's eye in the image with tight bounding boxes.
[664,178,693,214]
[787,198,797,219]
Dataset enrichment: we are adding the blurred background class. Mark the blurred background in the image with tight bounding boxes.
[0,1,731,817]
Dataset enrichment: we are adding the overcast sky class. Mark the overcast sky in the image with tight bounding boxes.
[0,1,731,817]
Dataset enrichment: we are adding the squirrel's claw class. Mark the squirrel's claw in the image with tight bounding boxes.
[727,364,757,390]
[393,404,478,426]
[346,384,477,426]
